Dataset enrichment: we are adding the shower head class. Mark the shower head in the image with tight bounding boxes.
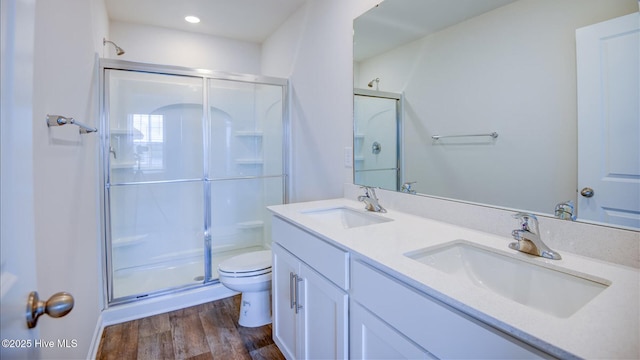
[103,38,125,56]
[367,78,380,89]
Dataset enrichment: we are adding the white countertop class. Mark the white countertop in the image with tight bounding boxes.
[268,198,640,359]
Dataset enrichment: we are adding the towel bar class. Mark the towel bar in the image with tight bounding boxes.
[46,114,97,134]
[431,132,498,140]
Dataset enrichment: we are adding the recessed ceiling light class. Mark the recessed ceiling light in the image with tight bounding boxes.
[185,16,200,24]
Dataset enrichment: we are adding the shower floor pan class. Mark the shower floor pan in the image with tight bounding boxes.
[112,245,266,300]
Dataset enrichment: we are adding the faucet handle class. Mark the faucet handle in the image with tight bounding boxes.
[555,200,576,221]
[359,186,379,199]
[401,181,416,193]
[512,212,538,232]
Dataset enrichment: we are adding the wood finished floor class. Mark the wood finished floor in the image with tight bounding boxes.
[96,295,285,360]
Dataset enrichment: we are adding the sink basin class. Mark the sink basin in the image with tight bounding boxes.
[301,206,392,229]
[405,240,610,318]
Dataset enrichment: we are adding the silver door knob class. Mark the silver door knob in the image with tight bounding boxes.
[26,291,74,328]
[580,187,594,198]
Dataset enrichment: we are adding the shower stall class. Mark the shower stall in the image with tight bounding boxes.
[100,60,288,304]
[353,88,401,191]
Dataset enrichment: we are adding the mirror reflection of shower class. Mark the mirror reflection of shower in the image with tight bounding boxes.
[367,77,380,90]
[353,89,401,191]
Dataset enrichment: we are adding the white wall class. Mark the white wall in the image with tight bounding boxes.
[31,0,108,358]
[109,21,261,74]
[262,0,379,202]
[355,0,637,214]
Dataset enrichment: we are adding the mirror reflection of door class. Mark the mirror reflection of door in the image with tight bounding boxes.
[354,89,401,191]
[576,12,640,229]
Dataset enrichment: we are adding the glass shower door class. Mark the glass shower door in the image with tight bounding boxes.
[103,62,288,304]
[207,79,285,280]
[106,70,205,300]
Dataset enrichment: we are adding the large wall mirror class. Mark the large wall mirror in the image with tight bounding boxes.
[353,0,639,230]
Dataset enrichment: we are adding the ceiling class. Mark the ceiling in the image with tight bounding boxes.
[105,0,517,61]
[105,0,308,43]
[353,0,517,61]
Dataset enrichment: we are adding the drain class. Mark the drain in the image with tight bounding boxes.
[193,275,205,281]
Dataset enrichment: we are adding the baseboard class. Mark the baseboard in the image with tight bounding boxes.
[87,312,104,360]
[101,284,237,326]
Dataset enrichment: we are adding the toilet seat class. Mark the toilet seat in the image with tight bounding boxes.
[218,250,272,278]
[218,267,271,278]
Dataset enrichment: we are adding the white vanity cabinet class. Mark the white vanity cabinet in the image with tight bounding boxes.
[271,217,349,360]
[351,300,437,359]
[350,259,552,359]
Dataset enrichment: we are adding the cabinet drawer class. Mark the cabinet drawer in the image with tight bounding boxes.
[272,216,349,290]
[351,259,550,359]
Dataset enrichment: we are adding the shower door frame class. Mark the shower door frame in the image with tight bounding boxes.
[99,59,290,306]
[353,88,403,191]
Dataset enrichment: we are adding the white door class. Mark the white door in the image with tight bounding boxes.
[576,12,640,229]
[0,0,40,359]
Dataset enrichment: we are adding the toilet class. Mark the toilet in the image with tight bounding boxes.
[218,250,272,327]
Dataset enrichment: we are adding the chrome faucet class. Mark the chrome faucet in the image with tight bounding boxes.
[358,186,386,213]
[554,200,576,221]
[509,212,561,260]
[400,181,416,194]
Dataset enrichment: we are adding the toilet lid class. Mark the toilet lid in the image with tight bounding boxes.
[218,250,272,274]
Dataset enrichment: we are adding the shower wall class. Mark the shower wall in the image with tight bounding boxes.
[104,64,286,302]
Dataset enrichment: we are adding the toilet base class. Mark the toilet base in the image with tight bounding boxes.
[238,290,272,327]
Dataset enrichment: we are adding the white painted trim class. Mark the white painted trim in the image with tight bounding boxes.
[101,284,237,326]
[86,313,104,360]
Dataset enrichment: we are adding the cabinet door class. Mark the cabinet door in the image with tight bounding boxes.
[299,263,348,359]
[351,301,435,360]
[272,244,299,360]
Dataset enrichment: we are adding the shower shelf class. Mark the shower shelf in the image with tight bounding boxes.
[112,234,148,248]
[110,128,143,139]
[235,131,263,137]
[111,161,137,169]
[236,220,264,229]
[235,159,264,165]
